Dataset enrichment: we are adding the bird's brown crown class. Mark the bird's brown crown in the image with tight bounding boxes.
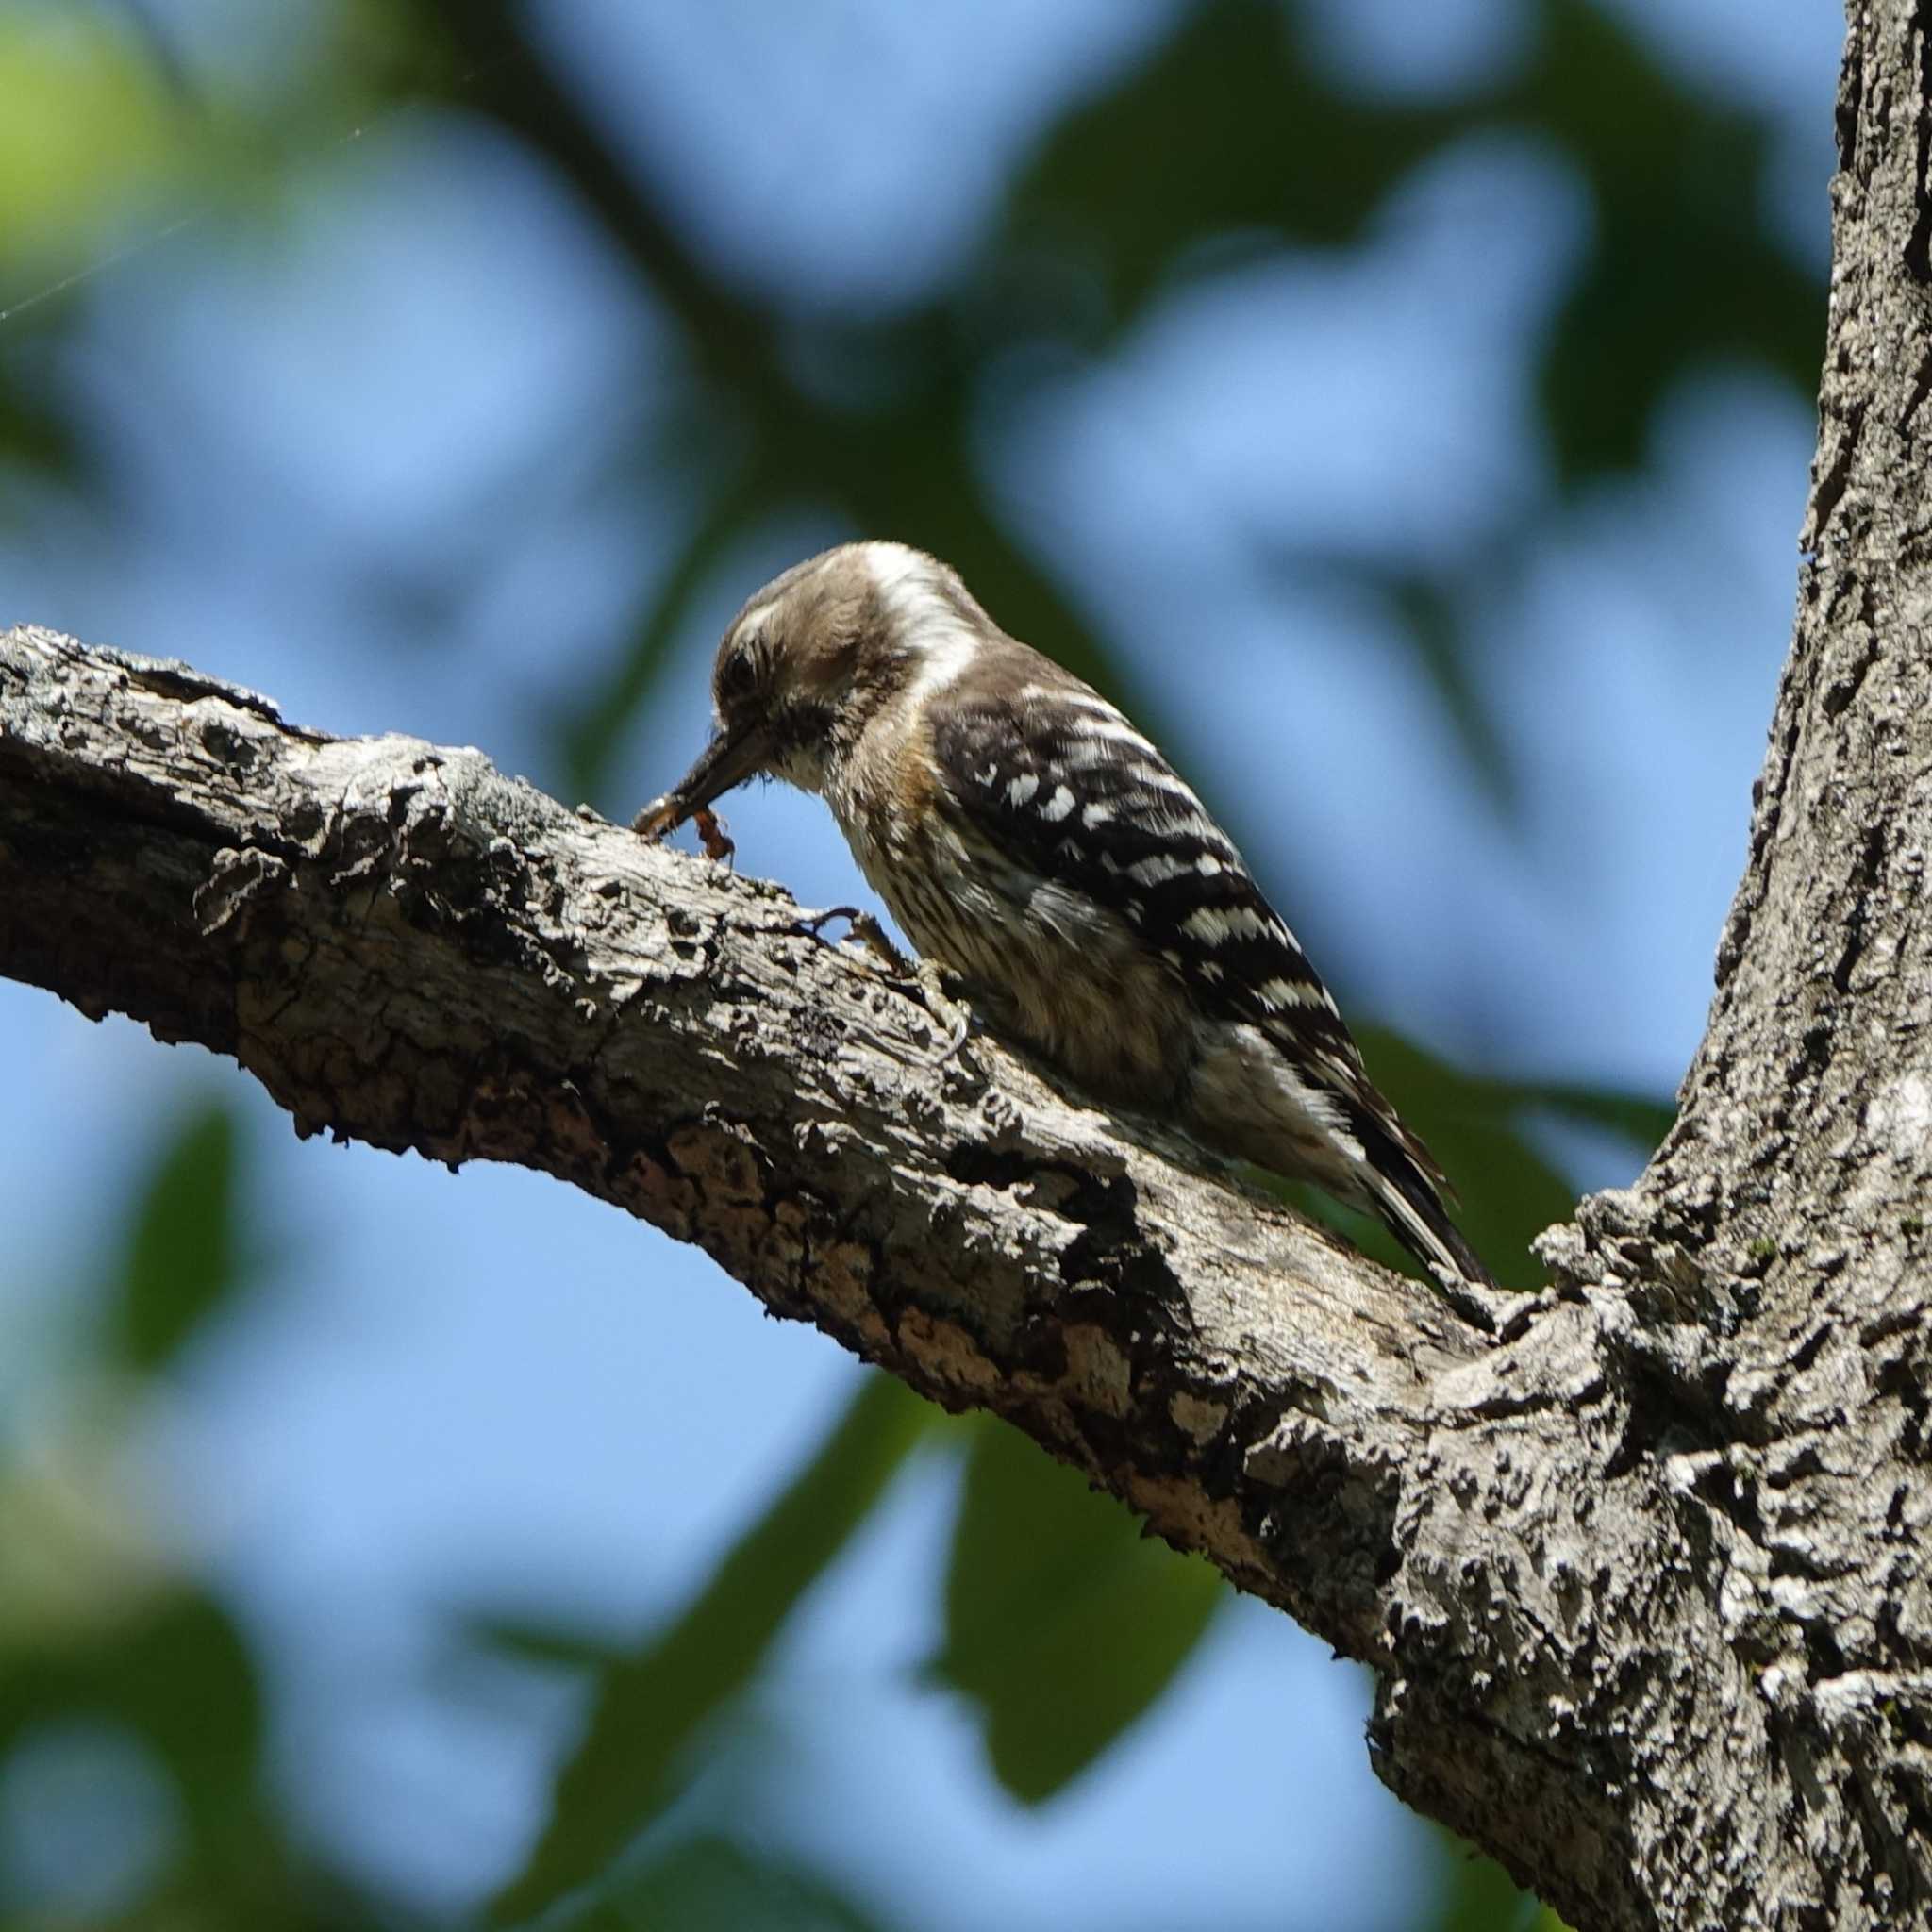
[633,541,991,834]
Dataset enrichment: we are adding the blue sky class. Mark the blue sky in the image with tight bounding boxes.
[0,0,1838,1922]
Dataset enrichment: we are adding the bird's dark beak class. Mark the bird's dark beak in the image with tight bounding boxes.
[631,722,773,839]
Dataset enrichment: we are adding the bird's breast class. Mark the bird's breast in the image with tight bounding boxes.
[824,726,1191,1102]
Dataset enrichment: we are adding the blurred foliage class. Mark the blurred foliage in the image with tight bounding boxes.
[1426,1843,1558,1932]
[557,1834,891,1932]
[393,0,1824,801]
[108,1101,243,1373]
[488,1374,930,1924]
[0,1100,372,1926]
[931,1418,1224,1805]
[0,0,1824,1926]
[0,8,178,473]
[0,8,182,274]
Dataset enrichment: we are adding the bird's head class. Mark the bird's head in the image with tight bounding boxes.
[633,540,982,837]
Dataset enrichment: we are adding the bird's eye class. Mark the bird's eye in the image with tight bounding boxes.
[716,639,760,708]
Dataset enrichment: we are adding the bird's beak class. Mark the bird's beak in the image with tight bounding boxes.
[631,721,773,839]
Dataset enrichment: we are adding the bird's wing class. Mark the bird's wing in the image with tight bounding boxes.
[927,665,1446,1188]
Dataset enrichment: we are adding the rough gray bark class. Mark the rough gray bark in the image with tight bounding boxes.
[0,8,1925,1925]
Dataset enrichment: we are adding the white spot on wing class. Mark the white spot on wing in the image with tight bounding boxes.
[1258,975,1321,1008]
[1061,736,1124,770]
[1181,905,1269,946]
[1018,684,1161,762]
[1064,734,1166,775]
[1125,853,1191,887]
[1132,765,1211,815]
[1071,715,1159,758]
[1007,773,1040,807]
[1040,785,1075,822]
[1053,687,1139,725]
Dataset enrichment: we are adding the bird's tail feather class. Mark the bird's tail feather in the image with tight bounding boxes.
[1352,1115,1494,1291]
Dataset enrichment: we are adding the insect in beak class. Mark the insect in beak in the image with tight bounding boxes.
[631,721,773,839]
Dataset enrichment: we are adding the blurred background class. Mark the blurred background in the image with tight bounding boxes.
[0,0,1834,1925]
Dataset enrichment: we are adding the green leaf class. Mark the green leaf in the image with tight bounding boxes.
[1005,0,1457,327]
[931,1417,1223,1805]
[109,1102,247,1374]
[1487,1078,1676,1157]
[1386,567,1519,816]
[1424,1830,1544,1932]
[0,10,183,283]
[489,1374,930,1925]
[0,1591,263,1872]
[562,1834,891,1932]
[1005,0,1821,487]
[463,1617,622,1674]
[1509,0,1824,478]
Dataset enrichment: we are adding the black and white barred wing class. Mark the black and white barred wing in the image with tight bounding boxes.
[927,670,1442,1171]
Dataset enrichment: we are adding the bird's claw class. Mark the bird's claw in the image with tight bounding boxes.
[791,909,971,1066]
[791,906,911,974]
[915,958,973,1066]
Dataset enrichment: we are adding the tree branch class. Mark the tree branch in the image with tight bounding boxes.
[0,618,1643,1921]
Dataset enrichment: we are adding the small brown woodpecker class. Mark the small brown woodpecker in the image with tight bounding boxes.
[635,541,1491,1290]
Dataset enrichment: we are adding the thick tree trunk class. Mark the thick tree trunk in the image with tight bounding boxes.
[0,8,1924,1925]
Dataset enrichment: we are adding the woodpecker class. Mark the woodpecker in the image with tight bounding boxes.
[634,541,1491,1291]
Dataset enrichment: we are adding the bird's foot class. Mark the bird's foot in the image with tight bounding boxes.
[915,957,974,1066]
[791,910,971,1066]
[791,906,912,975]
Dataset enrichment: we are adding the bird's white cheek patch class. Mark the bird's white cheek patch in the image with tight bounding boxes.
[864,544,980,703]
[903,630,979,702]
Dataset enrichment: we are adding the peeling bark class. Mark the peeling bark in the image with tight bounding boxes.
[1,7,1928,1925]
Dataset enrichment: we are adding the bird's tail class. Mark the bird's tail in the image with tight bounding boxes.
[1352,1113,1494,1291]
